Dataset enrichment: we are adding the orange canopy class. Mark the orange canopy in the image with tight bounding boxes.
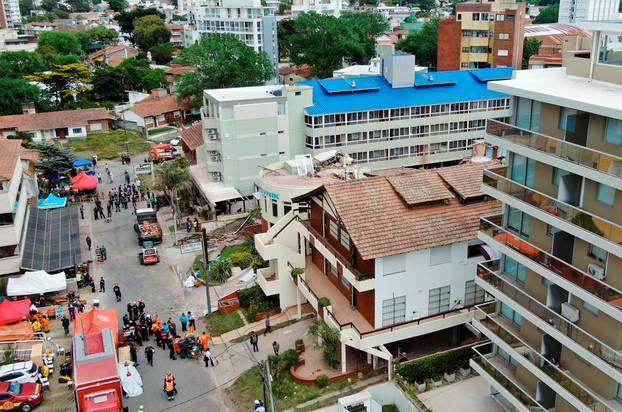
[74,307,119,345]
[494,233,540,257]
[0,321,34,341]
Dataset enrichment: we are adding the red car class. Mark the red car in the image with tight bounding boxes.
[0,381,43,411]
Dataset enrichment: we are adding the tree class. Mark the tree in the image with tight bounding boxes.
[108,0,127,11]
[339,11,389,64]
[134,15,171,53]
[534,3,559,23]
[0,78,44,115]
[173,34,275,105]
[522,38,542,69]
[116,57,167,91]
[87,27,119,46]
[115,7,165,43]
[30,141,75,178]
[67,0,90,12]
[27,63,92,107]
[417,0,435,11]
[154,157,193,228]
[396,18,439,68]
[0,51,45,78]
[19,0,33,16]
[150,42,174,64]
[37,30,82,56]
[91,66,125,102]
[277,18,295,61]
[40,0,58,11]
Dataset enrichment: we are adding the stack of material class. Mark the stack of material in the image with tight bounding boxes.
[139,222,161,237]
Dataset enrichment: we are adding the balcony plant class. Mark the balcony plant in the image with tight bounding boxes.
[318,297,331,308]
[290,267,304,277]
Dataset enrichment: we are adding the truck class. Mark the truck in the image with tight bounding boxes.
[138,241,160,265]
[134,208,162,245]
[149,143,178,163]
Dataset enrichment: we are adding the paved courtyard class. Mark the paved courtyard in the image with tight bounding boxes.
[418,376,505,412]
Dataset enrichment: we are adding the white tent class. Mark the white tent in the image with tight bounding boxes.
[7,270,67,296]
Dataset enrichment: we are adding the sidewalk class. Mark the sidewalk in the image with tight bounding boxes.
[216,304,314,343]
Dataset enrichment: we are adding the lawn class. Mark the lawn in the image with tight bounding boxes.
[220,244,247,260]
[148,126,177,137]
[69,130,151,159]
[226,368,357,412]
[203,311,244,337]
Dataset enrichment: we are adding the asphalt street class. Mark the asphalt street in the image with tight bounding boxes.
[84,156,309,412]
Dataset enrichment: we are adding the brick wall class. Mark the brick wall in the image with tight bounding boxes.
[437,19,462,71]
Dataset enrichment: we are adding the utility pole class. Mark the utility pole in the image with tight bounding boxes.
[201,226,211,314]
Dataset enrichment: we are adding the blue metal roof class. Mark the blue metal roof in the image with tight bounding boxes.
[298,68,513,116]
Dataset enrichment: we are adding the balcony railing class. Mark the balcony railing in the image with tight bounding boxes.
[486,119,622,180]
[479,215,622,312]
[477,261,622,374]
[470,343,548,411]
[483,167,622,247]
[475,304,611,412]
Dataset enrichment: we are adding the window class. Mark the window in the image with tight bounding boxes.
[497,347,518,368]
[497,49,509,57]
[588,244,608,262]
[295,91,301,96]
[329,260,338,277]
[605,118,622,145]
[596,183,616,206]
[277,102,286,115]
[546,224,560,237]
[340,230,350,249]
[457,13,462,20]
[271,199,278,217]
[90,122,102,131]
[552,167,570,186]
[495,14,505,21]
[72,128,82,134]
[559,108,578,132]
[283,201,292,215]
[382,295,406,326]
[498,33,509,40]
[430,245,452,266]
[515,98,541,131]
[384,254,406,276]
[509,153,535,188]
[503,257,526,284]
[329,219,338,238]
[500,302,522,326]
[472,12,480,20]
[340,274,350,288]
[507,206,531,236]
[583,300,600,315]
[464,280,485,306]
[616,383,622,402]
[428,286,450,315]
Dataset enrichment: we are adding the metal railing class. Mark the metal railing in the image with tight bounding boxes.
[477,261,622,373]
[486,119,622,180]
[475,304,611,412]
[483,167,622,247]
[479,215,622,311]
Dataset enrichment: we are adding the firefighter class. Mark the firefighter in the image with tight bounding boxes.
[163,372,176,401]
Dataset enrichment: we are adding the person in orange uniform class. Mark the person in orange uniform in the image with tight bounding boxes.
[198,331,210,352]
[40,315,50,333]
[173,337,181,354]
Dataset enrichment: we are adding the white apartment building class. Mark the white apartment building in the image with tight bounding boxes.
[193,53,514,207]
[0,140,37,275]
[185,0,278,73]
[254,161,499,376]
[0,0,21,29]
[558,0,618,23]
[291,0,342,17]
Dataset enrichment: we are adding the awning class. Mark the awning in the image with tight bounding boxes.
[189,165,243,206]
[7,270,67,296]
[21,206,82,272]
[0,298,31,325]
[37,194,67,209]
[71,171,98,190]
[73,156,93,168]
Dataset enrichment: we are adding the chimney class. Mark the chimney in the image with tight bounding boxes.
[22,103,36,114]
[380,52,416,88]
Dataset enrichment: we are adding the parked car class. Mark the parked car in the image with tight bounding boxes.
[0,381,43,411]
[0,363,39,384]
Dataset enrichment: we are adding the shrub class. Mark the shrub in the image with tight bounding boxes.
[290,267,304,277]
[208,258,232,283]
[309,319,340,369]
[318,297,331,308]
[252,256,268,270]
[315,374,329,388]
[395,347,473,384]
[295,338,303,345]
[230,251,253,268]
[238,285,266,308]
[281,349,300,369]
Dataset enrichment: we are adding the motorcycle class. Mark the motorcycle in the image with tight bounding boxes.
[185,336,200,359]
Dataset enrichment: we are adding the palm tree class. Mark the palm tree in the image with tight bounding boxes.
[153,157,192,227]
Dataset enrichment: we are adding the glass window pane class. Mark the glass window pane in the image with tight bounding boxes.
[510,153,527,183]
[515,98,532,129]
[597,183,616,206]
[605,118,622,145]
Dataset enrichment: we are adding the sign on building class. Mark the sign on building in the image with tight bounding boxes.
[180,242,202,254]
[134,163,153,175]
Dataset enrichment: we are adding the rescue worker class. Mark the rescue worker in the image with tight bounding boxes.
[163,372,176,401]
[145,345,155,366]
[198,331,210,352]
[41,315,50,333]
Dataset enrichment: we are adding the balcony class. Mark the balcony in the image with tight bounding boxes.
[476,261,622,382]
[0,224,18,247]
[482,167,622,256]
[478,215,622,321]
[474,303,615,412]
[486,119,622,190]
[256,266,279,296]
[470,343,548,412]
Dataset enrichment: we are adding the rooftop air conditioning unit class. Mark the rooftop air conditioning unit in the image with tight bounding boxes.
[587,263,605,280]
[561,302,579,323]
[209,134,218,140]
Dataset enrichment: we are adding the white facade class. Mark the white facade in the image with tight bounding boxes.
[291,0,342,17]
[558,0,618,23]
[1,0,21,28]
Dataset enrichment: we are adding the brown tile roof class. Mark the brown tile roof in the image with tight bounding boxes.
[0,139,23,180]
[19,147,38,163]
[0,108,116,133]
[165,64,197,76]
[128,95,190,118]
[88,45,138,62]
[386,171,453,206]
[321,162,501,260]
[165,23,183,30]
[180,122,203,150]
[279,64,312,78]
[436,161,500,200]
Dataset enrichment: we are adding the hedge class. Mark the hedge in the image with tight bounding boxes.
[395,347,472,383]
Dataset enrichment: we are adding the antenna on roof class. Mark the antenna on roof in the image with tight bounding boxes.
[427,74,434,81]
[350,80,356,87]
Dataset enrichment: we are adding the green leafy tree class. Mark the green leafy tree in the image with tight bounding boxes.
[417,0,435,11]
[37,30,82,56]
[40,0,58,11]
[278,0,292,14]
[173,33,275,105]
[30,141,75,178]
[133,15,171,53]
[67,0,90,12]
[0,51,45,78]
[339,11,389,64]
[0,78,44,115]
[534,3,559,23]
[208,258,232,283]
[522,38,542,69]
[108,0,127,11]
[19,0,34,16]
[277,18,295,61]
[154,156,193,231]
[116,57,167,91]
[88,27,119,46]
[27,63,92,107]
[91,66,125,102]
[115,7,165,43]
[396,18,439,68]
[149,42,174,64]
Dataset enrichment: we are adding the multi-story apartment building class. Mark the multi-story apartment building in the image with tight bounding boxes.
[0,140,37,275]
[437,0,526,71]
[558,0,618,23]
[254,161,499,376]
[471,20,622,412]
[291,0,342,17]
[185,0,278,74]
[192,53,514,208]
[0,0,20,29]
